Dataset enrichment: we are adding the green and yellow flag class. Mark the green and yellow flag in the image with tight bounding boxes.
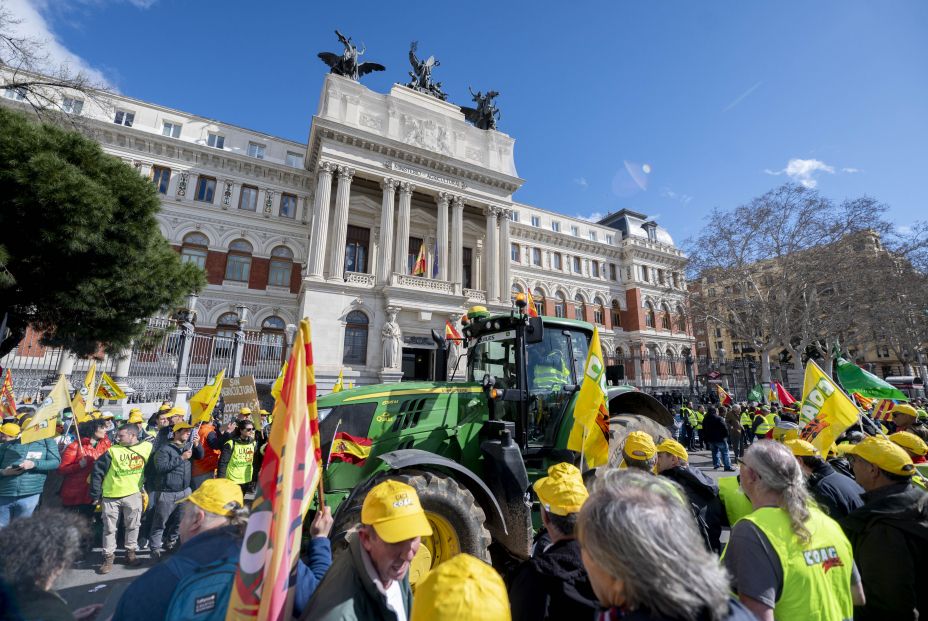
[190,369,226,424]
[96,372,127,400]
[567,327,611,468]
[70,361,97,422]
[21,375,70,444]
[799,360,861,453]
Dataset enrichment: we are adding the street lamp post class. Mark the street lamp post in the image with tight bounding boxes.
[684,350,695,397]
[231,304,249,378]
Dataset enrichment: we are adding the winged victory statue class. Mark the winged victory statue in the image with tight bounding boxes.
[317,30,385,82]
[405,41,447,100]
[460,87,500,130]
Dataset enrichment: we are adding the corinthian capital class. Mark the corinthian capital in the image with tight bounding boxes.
[399,181,416,194]
[450,195,465,208]
[497,207,512,221]
[486,205,501,218]
[318,161,335,174]
[437,191,452,205]
[337,166,355,181]
[380,177,399,191]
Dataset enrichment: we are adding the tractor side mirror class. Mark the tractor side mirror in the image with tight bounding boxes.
[525,316,544,344]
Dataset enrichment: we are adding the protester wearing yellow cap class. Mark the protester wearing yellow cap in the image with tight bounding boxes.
[620,430,657,471]
[177,477,243,517]
[839,435,928,619]
[511,463,597,619]
[0,422,20,439]
[890,403,918,432]
[127,410,145,425]
[304,479,429,621]
[889,431,928,462]
[411,554,510,621]
[785,439,864,519]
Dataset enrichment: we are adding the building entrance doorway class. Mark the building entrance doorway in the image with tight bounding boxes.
[402,348,432,381]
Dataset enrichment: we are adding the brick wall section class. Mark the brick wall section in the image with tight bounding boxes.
[624,288,643,331]
[249,257,269,290]
[583,303,595,325]
[544,298,556,317]
[290,263,303,294]
[204,250,227,285]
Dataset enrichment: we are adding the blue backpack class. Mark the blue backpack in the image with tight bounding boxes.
[164,554,238,620]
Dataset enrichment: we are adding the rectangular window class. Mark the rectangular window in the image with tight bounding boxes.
[610,264,617,280]
[463,247,473,289]
[4,87,27,101]
[247,142,266,159]
[345,225,371,274]
[532,248,542,266]
[551,221,560,233]
[606,234,614,245]
[162,121,182,138]
[571,225,579,236]
[207,133,225,149]
[640,265,649,282]
[225,255,251,282]
[510,243,520,262]
[239,185,259,211]
[286,152,303,167]
[408,237,423,274]
[530,215,540,227]
[61,97,83,115]
[573,257,582,273]
[589,231,597,242]
[151,166,171,194]
[194,176,216,203]
[592,262,600,278]
[509,211,519,222]
[279,193,297,219]
[553,253,562,270]
[114,110,135,127]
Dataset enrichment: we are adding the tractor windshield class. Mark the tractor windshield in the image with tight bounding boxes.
[524,327,590,444]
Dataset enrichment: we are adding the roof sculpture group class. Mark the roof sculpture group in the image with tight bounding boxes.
[317,31,500,132]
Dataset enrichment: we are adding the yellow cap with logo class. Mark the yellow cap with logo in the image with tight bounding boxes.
[0,422,21,437]
[361,480,432,543]
[533,462,588,516]
[410,553,510,621]
[167,406,186,418]
[889,431,928,457]
[891,404,918,419]
[178,478,244,516]
[784,438,820,457]
[845,436,916,476]
[656,438,688,462]
[623,431,656,460]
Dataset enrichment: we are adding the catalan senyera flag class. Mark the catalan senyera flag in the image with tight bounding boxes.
[331,368,344,393]
[190,369,225,423]
[412,243,427,277]
[70,361,97,422]
[525,290,539,318]
[445,319,462,341]
[21,374,70,444]
[329,431,372,465]
[716,384,732,406]
[226,318,321,621]
[567,327,611,468]
[798,360,861,453]
[871,398,896,422]
[0,369,16,419]
[95,372,127,401]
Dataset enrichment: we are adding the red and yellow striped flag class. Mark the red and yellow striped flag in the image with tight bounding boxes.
[716,384,733,406]
[226,318,322,621]
[525,290,540,318]
[872,398,895,421]
[0,369,17,419]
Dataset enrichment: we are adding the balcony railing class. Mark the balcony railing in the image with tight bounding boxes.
[344,271,375,287]
[391,273,455,294]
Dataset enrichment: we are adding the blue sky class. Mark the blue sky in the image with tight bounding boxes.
[10,0,928,243]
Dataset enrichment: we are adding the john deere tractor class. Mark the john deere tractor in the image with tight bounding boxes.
[318,299,673,581]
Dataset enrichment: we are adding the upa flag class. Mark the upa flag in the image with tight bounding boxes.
[332,369,344,393]
[329,431,372,465]
[798,360,860,453]
[226,319,321,621]
[525,290,539,318]
[21,374,70,443]
[190,369,225,423]
[70,361,97,422]
[716,384,732,406]
[445,320,462,341]
[412,243,427,277]
[96,372,127,400]
[567,327,611,468]
[0,369,16,419]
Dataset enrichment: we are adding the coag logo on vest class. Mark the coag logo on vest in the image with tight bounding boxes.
[117,452,146,471]
[803,546,844,573]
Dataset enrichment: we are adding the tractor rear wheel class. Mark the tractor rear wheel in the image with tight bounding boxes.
[608,414,672,467]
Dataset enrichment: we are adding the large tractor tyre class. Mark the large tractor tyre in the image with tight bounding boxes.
[607,414,673,468]
[329,469,492,585]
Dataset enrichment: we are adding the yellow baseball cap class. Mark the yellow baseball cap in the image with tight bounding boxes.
[361,480,432,543]
[172,421,194,433]
[158,403,172,412]
[784,438,820,457]
[623,431,656,460]
[179,478,244,516]
[0,422,21,436]
[259,409,269,416]
[891,404,917,419]
[239,407,252,415]
[532,463,588,516]
[845,436,916,476]
[127,412,145,424]
[167,406,186,418]
[656,438,688,462]
[410,553,510,621]
[890,431,928,457]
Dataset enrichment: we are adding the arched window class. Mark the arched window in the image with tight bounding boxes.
[593,297,605,325]
[268,246,293,287]
[660,303,671,330]
[180,232,209,269]
[666,348,676,376]
[511,284,522,306]
[343,311,369,365]
[611,300,622,329]
[676,306,687,332]
[644,301,655,328]
[574,294,586,321]
[225,239,253,282]
[532,288,545,317]
[555,292,566,318]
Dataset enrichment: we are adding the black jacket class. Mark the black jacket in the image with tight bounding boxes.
[840,481,928,620]
[151,442,203,492]
[806,461,864,519]
[700,412,729,443]
[660,465,724,553]
[509,538,598,621]
[601,598,756,621]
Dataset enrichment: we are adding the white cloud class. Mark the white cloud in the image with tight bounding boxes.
[764,158,835,188]
[576,212,603,222]
[723,81,763,112]
[842,167,861,174]
[573,176,589,189]
[660,187,693,205]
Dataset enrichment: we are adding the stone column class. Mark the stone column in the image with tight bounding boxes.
[327,166,355,281]
[498,208,512,303]
[484,206,500,303]
[450,196,464,294]
[113,346,135,403]
[436,192,450,281]
[376,178,398,285]
[307,162,335,280]
[393,182,415,275]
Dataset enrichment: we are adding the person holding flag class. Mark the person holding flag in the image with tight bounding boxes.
[798,361,863,454]
[189,371,226,490]
[148,422,203,560]
[217,420,257,497]
[0,413,61,527]
[58,418,111,522]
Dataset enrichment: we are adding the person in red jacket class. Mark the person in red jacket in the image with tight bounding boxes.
[191,417,225,490]
[57,419,111,518]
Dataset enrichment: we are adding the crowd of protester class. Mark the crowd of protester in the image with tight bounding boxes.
[0,394,926,620]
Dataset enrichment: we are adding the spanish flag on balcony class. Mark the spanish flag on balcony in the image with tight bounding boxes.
[445,319,462,341]
[412,243,427,277]
[329,431,372,465]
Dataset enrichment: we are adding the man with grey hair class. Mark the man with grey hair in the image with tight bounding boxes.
[724,440,864,621]
[577,469,753,621]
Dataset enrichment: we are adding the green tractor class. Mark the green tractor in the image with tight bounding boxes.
[317,301,674,582]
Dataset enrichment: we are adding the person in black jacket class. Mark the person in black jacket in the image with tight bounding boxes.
[785,439,863,519]
[147,422,203,559]
[656,439,725,553]
[509,463,598,621]
[701,406,734,471]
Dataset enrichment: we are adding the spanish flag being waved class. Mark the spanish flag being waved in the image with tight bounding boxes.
[445,319,462,341]
[0,369,16,419]
[798,360,861,453]
[96,372,127,400]
[70,361,97,422]
[412,243,427,277]
[329,431,372,465]
[567,327,611,468]
[524,290,539,318]
[190,369,225,423]
[716,384,732,406]
[226,319,322,621]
